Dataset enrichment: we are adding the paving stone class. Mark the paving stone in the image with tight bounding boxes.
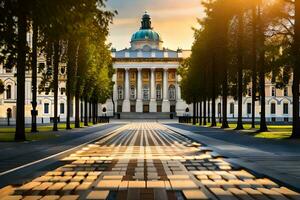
[257,188,290,200]
[33,182,53,191]
[128,181,146,188]
[147,181,165,188]
[227,188,255,200]
[62,182,80,191]
[86,191,109,200]
[209,188,238,200]
[75,182,92,191]
[22,196,43,200]
[97,180,121,189]
[59,195,79,200]
[1,196,23,200]
[40,196,60,200]
[271,187,300,200]
[241,188,271,200]
[102,175,123,180]
[182,189,209,200]
[170,180,198,190]
[47,183,67,191]
[167,175,190,180]
[0,185,16,198]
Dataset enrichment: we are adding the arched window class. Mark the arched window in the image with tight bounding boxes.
[143,85,149,100]
[271,87,276,97]
[156,84,162,100]
[130,85,136,100]
[117,86,124,100]
[168,85,176,100]
[6,85,11,99]
[271,102,276,114]
[248,88,252,96]
[284,87,288,96]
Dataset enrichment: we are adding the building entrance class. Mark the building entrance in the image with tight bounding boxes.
[143,105,149,113]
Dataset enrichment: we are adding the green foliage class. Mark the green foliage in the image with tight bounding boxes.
[0,79,4,94]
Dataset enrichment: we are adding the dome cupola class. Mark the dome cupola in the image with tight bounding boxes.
[130,12,163,51]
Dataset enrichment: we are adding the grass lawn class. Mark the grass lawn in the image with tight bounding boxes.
[0,122,95,142]
[194,122,292,139]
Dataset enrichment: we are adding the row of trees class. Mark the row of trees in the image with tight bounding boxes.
[0,0,115,141]
[180,0,300,138]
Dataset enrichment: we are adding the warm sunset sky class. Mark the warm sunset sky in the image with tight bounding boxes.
[106,0,204,50]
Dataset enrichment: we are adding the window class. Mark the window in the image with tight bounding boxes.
[143,85,149,100]
[117,86,124,100]
[60,67,65,74]
[38,63,45,73]
[284,87,288,96]
[248,88,252,97]
[230,103,234,114]
[271,87,276,97]
[247,103,251,114]
[5,68,12,73]
[283,103,289,114]
[60,103,65,114]
[218,103,221,115]
[156,84,162,100]
[6,85,11,99]
[169,85,176,100]
[44,103,49,114]
[60,88,66,95]
[130,85,136,100]
[271,103,276,114]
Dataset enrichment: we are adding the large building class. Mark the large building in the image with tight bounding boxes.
[105,13,190,117]
[0,13,295,123]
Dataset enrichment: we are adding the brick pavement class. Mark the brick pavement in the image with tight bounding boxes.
[0,123,299,200]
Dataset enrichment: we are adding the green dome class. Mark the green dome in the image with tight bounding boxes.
[131,29,161,42]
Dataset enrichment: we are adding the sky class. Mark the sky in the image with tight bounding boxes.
[106,0,205,50]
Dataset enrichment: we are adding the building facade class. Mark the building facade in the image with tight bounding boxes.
[106,13,190,117]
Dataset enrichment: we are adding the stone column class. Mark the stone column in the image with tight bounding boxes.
[150,68,157,112]
[122,68,130,112]
[136,68,143,113]
[162,68,170,112]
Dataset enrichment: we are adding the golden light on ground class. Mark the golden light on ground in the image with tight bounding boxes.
[0,123,299,199]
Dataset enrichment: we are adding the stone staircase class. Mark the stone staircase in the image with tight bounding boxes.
[118,112,173,119]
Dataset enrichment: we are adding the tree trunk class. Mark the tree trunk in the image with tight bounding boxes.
[75,93,80,128]
[203,98,207,125]
[236,11,244,130]
[199,101,202,125]
[15,3,27,141]
[196,102,199,124]
[53,40,59,131]
[211,56,217,127]
[258,3,268,132]
[208,100,211,123]
[84,98,88,126]
[31,15,38,133]
[222,76,229,128]
[291,0,300,138]
[66,90,72,129]
[80,99,83,122]
[89,101,92,123]
[251,4,257,129]
[192,102,196,125]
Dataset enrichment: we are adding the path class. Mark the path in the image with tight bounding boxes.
[165,123,300,192]
[0,122,299,200]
